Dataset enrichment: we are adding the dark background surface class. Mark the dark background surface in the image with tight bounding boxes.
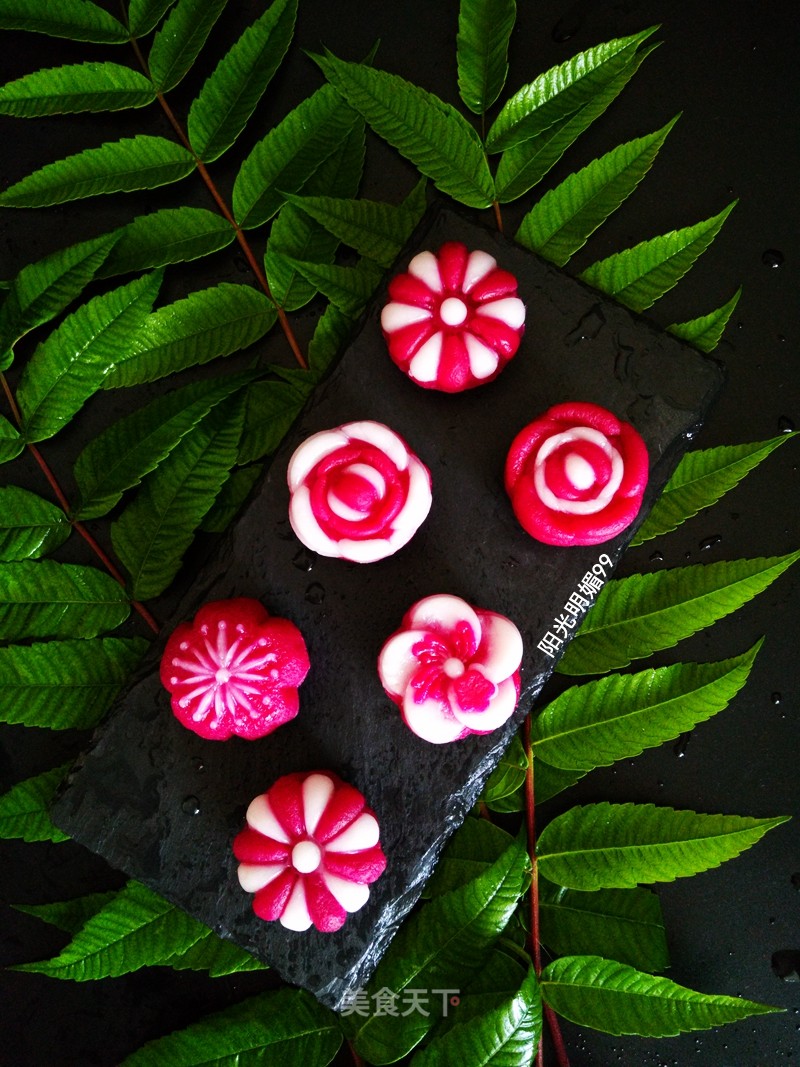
[1,1,798,1065]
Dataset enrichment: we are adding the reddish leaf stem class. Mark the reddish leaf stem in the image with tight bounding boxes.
[348,1040,365,1067]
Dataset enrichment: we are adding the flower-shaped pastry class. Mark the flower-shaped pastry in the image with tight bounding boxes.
[504,401,649,547]
[287,420,433,563]
[380,241,526,392]
[378,594,523,744]
[160,598,310,740]
[233,771,387,933]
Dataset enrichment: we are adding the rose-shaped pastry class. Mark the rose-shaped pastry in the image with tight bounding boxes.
[287,420,432,563]
[233,771,387,933]
[160,598,310,740]
[380,241,526,392]
[504,401,649,547]
[378,594,523,744]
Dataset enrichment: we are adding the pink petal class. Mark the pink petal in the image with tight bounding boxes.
[378,628,434,701]
[473,610,524,683]
[314,781,367,843]
[304,872,348,932]
[266,773,307,838]
[279,877,313,931]
[325,812,380,852]
[232,827,290,865]
[402,691,469,744]
[252,868,296,922]
[453,675,520,734]
[324,845,387,884]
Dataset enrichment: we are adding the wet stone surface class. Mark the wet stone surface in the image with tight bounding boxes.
[51,205,725,1010]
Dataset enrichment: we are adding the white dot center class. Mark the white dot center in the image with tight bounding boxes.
[215,667,231,684]
[565,452,596,490]
[440,297,468,327]
[291,839,322,873]
[443,657,466,679]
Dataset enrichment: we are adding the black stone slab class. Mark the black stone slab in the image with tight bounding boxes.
[51,204,725,1010]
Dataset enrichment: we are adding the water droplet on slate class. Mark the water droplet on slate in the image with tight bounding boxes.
[772,692,782,705]
[566,305,605,345]
[191,756,205,773]
[673,731,692,758]
[181,796,201,815]
[305,582,325,605]
[649,550,665,563]
[772,950,800,981]
[292,548,316,572]
[699,534,721,551]
[778,415,795,433]
[762,248,785,268]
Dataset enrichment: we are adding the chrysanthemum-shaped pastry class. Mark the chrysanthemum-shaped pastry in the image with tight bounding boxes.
[378,594,523,744]
[287,420,433,563]
[380,241,526,392]
[233,771,387,933]
[160,598,310,740]
[504,401,649,546]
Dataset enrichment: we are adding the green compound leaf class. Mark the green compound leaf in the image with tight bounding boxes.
[111,394,245,600]
[187,0,297,162]
[312,50,495,209]
[410,965,540,1067]
[0,417,24,462]
[121,987,342,1067]
[277,256,384,317]
[346,832,529,1064]
[0,0,129,43]
[0,636,147,729]
[0,762,71,843]
[127,0,177,38]
[539,884,668,974]
[0,560,131,640]
[14,890,117,933]
[631,434,794,546]
[0,486,71,560]
[237,377,312,465]
[424,817,516,898]
[540,955,781,1037]
[485,27,657,152]
[161,928,268,977]
[456,0,516,115]
[74,369,257,520]
[17,270,163,443]
[534,642,761,771]
[557,552,800,676]
[537,803,789,890]
[103,283,276,388]
[579,201,736,312]
[517,116,678,266]
[667,286,742,352]
[0,61,155,117]
[97,207,236,278]
[147,0,227,93]
[0,135,197,209]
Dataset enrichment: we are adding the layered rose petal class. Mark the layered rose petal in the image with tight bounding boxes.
[159,598,310,741]
[505,401,649,546]
[381,241,526,392]
[287,421,432,563]
[233,771,387,933]
[378,594,523,744]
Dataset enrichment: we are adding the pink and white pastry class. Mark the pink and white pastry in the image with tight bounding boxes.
[378,594,523,744]
[287,420,433,563]
[160,598,310,741]
[380,241,526,392]
[504,401,649,547]
[233,771,387,933]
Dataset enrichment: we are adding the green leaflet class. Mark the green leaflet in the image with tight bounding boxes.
[485,27,657,152]
[0,416,23,462]
[424,817,516,898]
[579,202,736,312]
[312,51,496,209]
[456,0,516,115]
[102,283,276,388]
[0,762,72,843]
[540,955,780,1037]
[237,378,311,465]
[0,61,155,116]
[307,302,354,379]
[14,890,117,933]
[97,207,236,278]
[0,0,129,43]
[0,636,147,729]
[147,0,227,93]
[537,802,789,890]
[346,832,529,1064]
[668,286,742,352]
[532,758,587,805]
[517,117,678,266]
[277,256,384,317]
[13,880,209,981]
[121,987,341,1067]
[162,927,268,977]
[127,0,177,38]
[16,270,163,443]
[482,733,528,809]
[187,0,297,162]
[557,552,800,675]
[418,950,532,1042]
[533,642,761,770]
[233,82,361,229]
[0,486,71,560]
[199,464,262,532]
[631,434,794,546]
[0,560,131,640]
[539,885,668,974]
[74,369,258,520]
[111,394,245,600]
[0,135,197,209]
[410,965,540,1067]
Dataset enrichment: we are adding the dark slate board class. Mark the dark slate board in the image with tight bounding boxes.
[51,205,725,1010]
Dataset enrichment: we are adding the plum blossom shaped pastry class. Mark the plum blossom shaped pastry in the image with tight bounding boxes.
[160,598,310,741]
[504,401,649,547]
[380,241,526,392]
[378,594,523,744]
[287,420,433,563]
[233,770,387,932]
